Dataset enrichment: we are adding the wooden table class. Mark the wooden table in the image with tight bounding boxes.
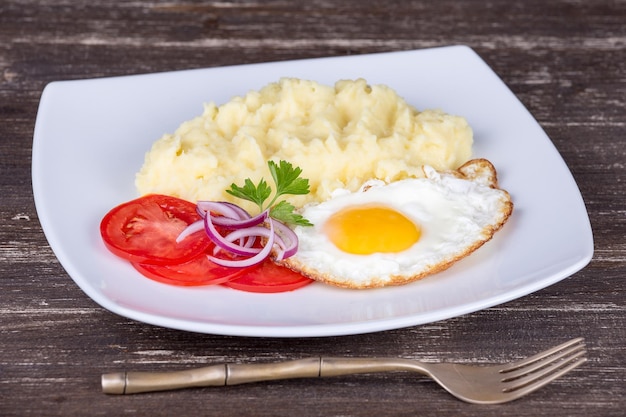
[1,1,624,415]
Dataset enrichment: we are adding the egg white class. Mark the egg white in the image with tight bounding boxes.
[280,165,512,288]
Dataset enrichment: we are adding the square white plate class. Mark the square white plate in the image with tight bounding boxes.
[32,45,593,337]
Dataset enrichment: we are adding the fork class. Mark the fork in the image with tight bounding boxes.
[101,337,587,404]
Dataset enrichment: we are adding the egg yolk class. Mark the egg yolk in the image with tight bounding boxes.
[323,205,421,255]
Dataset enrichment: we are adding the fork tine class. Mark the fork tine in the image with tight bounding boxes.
[500,337,585,373]
[501,354,587,400]
[502,350,587,392]
[500,343,586,381]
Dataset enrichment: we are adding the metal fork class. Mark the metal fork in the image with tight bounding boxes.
[102,337,587,404]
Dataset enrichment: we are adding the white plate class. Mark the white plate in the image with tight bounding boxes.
[32,45,593,337]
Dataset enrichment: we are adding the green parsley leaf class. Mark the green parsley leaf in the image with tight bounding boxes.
[226,160,313,227]
[270,200,313,227]
[226,178,272,212]
[268,160,311,200]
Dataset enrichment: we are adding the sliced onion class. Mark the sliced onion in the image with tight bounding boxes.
[221,225,271,244]
[179,200,301,268]
[212,210,268,229]
[195,201,268,229]
[208,220,276,268]
[197,201,247,220]
[211,225,277,256]
[218,201,253,220]
[176,209,267,243]
[203,212,260,256]
[175,219,205,243]
[270,218,299,260]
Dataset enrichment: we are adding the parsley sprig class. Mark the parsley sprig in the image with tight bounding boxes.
[226,160,313,227]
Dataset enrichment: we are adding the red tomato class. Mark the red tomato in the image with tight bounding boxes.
[132,253,251,286]
[222,260,314,293]
[100,194,211,265]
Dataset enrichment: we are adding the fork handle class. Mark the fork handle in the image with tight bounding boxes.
[102,357,428,394]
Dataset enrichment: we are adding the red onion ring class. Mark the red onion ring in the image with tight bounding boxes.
[175,218,205,243]
[208,220,276,268]
[218,201,253,220]
[271,218,299,259]
[178,200,301,268]
[203,212,261,256]
[212,210,268,229]
[197,201,246,220]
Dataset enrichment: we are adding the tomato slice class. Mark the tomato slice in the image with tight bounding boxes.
[100,194,211,265]
[132,252,252,286]
[222,260,314,293]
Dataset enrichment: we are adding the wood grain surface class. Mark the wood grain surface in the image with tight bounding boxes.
[1,1,624,416]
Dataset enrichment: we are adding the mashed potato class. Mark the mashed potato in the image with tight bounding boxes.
[136,78,473,212]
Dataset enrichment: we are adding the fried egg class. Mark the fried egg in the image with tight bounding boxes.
[280,159,513,289]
